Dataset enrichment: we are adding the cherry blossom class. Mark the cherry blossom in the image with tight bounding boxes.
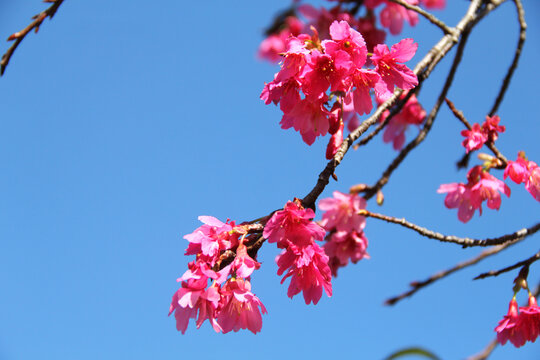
[319,191,369,275]
[495,295,540,347]
[371,38,418,94]
[380,93,426,150]
[438,166,510,223]
[518,295,540,343]
[504,153,540,202]
[496,299,527,347]
[365,0,420,35]
[420,0,446,10]
[461,123,488,153]
[263,199,326,248]
[276,242,333,304]
[217,279,267,334]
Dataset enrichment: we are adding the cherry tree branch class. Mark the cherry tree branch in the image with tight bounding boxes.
[474,249,540,280]
[488,0,527,116]
[385,240,521,306]
[363,27,473,200]
[302,0,496,209]
[1,0,65,76]
[386,0,454,34]
[359,210,540,248]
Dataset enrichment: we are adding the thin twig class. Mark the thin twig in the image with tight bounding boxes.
[474,249,540,280]
[445,98,472,129]
[353,88,418,150]
[387,0,454,34]
[1,0,65,76]
[466,338,498,360]
[359,210,540,248]
[488,0,527,116]
[385,240,521,305]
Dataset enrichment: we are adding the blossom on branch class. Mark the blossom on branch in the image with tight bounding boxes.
[380,92,426,150]
[438,166,510,223]
[495,295,540,347]
[261,20,417,147]
[365,0,420,35]
[319,191,369,276]
[264,199,332,304]
[504,152,540,202]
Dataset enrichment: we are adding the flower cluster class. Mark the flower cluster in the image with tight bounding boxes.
[495,295,540,347]
[261,19,418,150]
[504,152,540,202]
[263,199,333,304]
[461,115,505,153]
[319,191,369,276]
[438,165,510,223]
[258,3,387,63]
[169,216,267,334]
[380,92,426,150]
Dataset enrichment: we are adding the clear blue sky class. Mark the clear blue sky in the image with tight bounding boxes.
[0,1,539,359]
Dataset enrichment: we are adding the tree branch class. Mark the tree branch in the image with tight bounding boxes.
[302,0,495,209]
[488,0,527,116]
[359,210,540,248]
[474,249,540,280]
[363,26,473,200]
[385,240,521,305]
[1,0,65,76]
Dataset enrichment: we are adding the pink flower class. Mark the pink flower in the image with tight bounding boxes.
[297,5,359,40]
[461,123,488,153]
[471,168,511,211]
[518,295,540,343]
[496,299,527,347]
[371,38,418,94]
[216,279,267,334]
[495,296,540,347]
[351,69,385,116]
[437,182,476,223]
[381,93,426,150]
[258,16,304,63]
[301,49,352,98]
[504,153,540,202]
[365,0,420,35]
[325,120,344,159]
[258,34,288,63]
[263,200,326,248]
[169,280,221,334]
[280,96,331,145]
[420,0,446,10]
[323,230,369,276]
[319,191,366,233]
[482,115,505,142]
[184,216,237,266]
[438,166,510,223]
[232,242,260,279]
[323,20,367,68]
[276,243,333,304]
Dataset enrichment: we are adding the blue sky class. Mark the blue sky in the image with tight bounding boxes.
[0,1,539,359]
